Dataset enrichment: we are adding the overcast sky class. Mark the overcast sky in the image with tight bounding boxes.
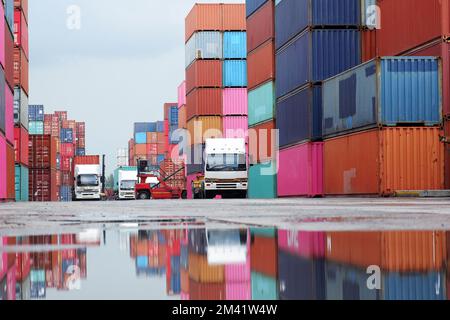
[29,0,243,174]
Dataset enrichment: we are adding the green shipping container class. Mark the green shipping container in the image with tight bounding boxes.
[248,161,277,199]
[248,81,276,127]
[251,272,278,300]
[113,166,137,192]
[15,165,29,202]
[29,121,44,135]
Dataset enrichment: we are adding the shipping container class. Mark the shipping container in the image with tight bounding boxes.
[29,168,58,202]
[134,122,156,134]
[382,272,446,300]
[246,0,268,18]
[28,121,43,135]
[248,40,275,90]
[14,164,28,201]
[0,135,6,200]
[275,0,360,50]
[13,125,28,165]
[186,31,223,68]
[247,1,274,53]
[134,132,146,145]
[225,262,251,283]
[222,116,248,139]
[4,25,14,90]
[60,143,74,158]
[248,161,277,199]
[75,148,85,156]
[223,32,247,59]
[277,85,322,147]
[248,81,275,126]
[188,229,208,255]
[14,9,29,59]
[323,127,444,195]
[445,119,450,189]
[189,252,225,283]
[278,250,326,300]
[322,57,442,138]
[0,4,5,69]
[278,142,323,197]
[276,29,361,99]
[248,120,276,164]
[169,106,178,126]
[222,3,246,31]
[223,60,247,87]
[251,272,278,300]
[178,81,186,108]
[189,279,226,300]
[278,230,325,258]
[0,70,5,135]
[59,185,71,201]
[186,88,223,121]
[361,28,377,62]
[4,87,13,144]
[28,105,44,122]
[186,60,222,94]
[187,116,222,145]
[28,135,57,169]
[251,235,277,277]
[4,0,14,32]
[13,47,28,95]
[13,86,28,130]
[60,128,73,143]
[226,282,252,300]
[185,3,223,42]
[6,142,15,199]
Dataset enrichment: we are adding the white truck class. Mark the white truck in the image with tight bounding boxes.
[114,167,138,200]
[73,164,102,201]
[203,138,248,199]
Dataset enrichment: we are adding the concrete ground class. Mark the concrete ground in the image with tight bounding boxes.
[1,198,450,235]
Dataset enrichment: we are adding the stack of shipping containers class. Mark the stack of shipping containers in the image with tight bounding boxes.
[246,0,277,199]
[75,122,85,156]
[12,0,28,202]
[129,121,165,168]
[323,0,444,196]
[43,111,63,201]
[275,0,361,198]
[184,3,247,193]
[0,0,15,202]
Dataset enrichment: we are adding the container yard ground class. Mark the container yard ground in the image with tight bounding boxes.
[1,198,450,235]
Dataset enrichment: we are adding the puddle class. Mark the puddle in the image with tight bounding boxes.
[0,226,449,300]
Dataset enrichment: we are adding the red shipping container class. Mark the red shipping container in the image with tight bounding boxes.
[158,143,168,155]
[61,143,74,158]
[29,168,58,201]
[73,155,99,166]
[377,0,450,56]
[61,171,72,186]
[75,122,85,135]
[77,137,85,148]
[185,4,223,42]
[6,142,15,200]
[4,25,14,91]
[247,40,275,90]
[54,111,67,122]
[60,157,72,172]
[246,0,274,53]
[248,120,276,164]
[29,135,58,169]
[186,88,223,121]
[189,279,226,300]
[14,9,29,59]
[222,4,246,31]
[186,60,222,94]
[361,28,377,62]
[146,143,158,155]
[15,251,31,282]
[55,170,61,187]
[50,115,60,138]
[250,235,277,278]
[14,0,28,22]
[445,119,450,189]
[13,47,29,95]
[14,126,29,166]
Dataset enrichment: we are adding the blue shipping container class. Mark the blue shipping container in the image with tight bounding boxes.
[223,32,247,59]
[134,122,156,133]
[15,165,29,202]
[4,0,14,33]
[383,272,445,300]
[223,60,248,87]
[28,105,44,122]
[169,107,178,125]
[135,132,147,144]
[180,245,189,269]
[276,29,360,99]
[76,148,86,156]
[246,0,268,17]
[60,128,74,143]
[156,121,165,133]
[170,272,181,294]
[137,256,149,269]
[60,186,72,202]
[275,0,361,50]
[322,57,442,138]
[157,154,165,164]
[277,85,322,148]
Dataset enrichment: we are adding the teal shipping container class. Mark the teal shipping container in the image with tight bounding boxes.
[248,162,277,199]
[15,165,29,202]
[248,81,276,126]
[223,32,247,59]
[29,121,44,135]
[250,227,277,238]
[251,272,278,300]
[223,60,248,87]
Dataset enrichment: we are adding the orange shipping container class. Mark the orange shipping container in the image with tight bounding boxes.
[185,3,223,42]
[246,0,274,53]
[444,119,450,189]
[178,105,187,129]
[136,240,148,257]
[188,252,225,283]
[135,144,146,156]
[181,268,189,293]
[248,120,276,164]
[189,279,226,300]
[247,40,275,90]
[13,47,29,95]
[187,116,223,145]
[186,88,223,121]
[324,128,444,196]
[362,28,377,62]
[147,132,158,144]
[186,60,222,94]
[222,4,246,31]
[157,132,165,144]
[250,236,277,277]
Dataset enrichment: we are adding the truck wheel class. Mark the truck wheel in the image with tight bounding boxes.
[138,192,150,200]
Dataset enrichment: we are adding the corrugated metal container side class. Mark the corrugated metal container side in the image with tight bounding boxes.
[187,116,223,145]
[14,9,29,58]
[278,230,325,258]
[28,121,43,135]
[251,272,278,300]
[382,272,446,300]
[188,252,225,283]
[29,168,58,202]
[275,0,361,50]
[185,31,223,68]
[4,19,14,90]
[248,81,276,126]
[226,282,251,300]
[278,250,326,300]
[247,1,274,53]
[14,164,28,201]
[178,105,187,129]
[223,32,247,59]
[276,29,361,99]
[223,60,247,87]
[246,0,268,18]
[134,132,146,144]
[225,261,251,283]
[445,119,450,189]
[248,161,277,199]
[223,88,248,115]
[377,0,450,57]
[5,87,13,144]
[14,87,28,130]
[186,88,223,121]
[186,60,222,94]
[13,47,29,95]
[134,122,156,133]
[325,232,382,268]
[28,135,57,169]
[251,235,277,277]
[326,262,380,300]
[223,116,248,140]
[6,142,14,198]
[185,3,223,42]
[14,126,28,166]
[0,4,4,68]
[60,185,72,202]
[189,279,226,300]
[277,85,322,147]
[248,40,275,90]
[28,105,44,122]
[222,3,246,31]
[324,128,444,195]
[278,142,324,197]
[248,120,277,164]
[178,81,186,108]
[0,135,7,200]
[361,28,377,62]
[322,57,442,138]
[0,70,4,135]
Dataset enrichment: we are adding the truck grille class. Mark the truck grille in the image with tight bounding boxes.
[216,184,237,189]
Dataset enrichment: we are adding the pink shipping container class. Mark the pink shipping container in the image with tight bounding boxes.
[226,282,251,300]
[278,230,326,258]
[178,81,186,108]
[223,88,248,116]
[186,173,199,199]
[181,292,190,300]
[0,4,5,69]
[5,87,14,144]
[0,238,7,279]
[278,142,324,198]
[7,265,16,300]
[0,136,6,200]
[223,116,248,140]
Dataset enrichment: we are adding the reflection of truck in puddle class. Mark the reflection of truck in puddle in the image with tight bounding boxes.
[206,229,248,265]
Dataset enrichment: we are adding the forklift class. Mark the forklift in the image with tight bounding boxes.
[135,159,184,200]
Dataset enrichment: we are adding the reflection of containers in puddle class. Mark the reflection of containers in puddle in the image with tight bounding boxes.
[15,275,31,301]
[30,281,46,299]
[250,228,277,278]
[325,231,447,273]
[278,250,326,300]
[383,272,446,300]
[181,292,190,301]
[62,259,81,291]
[15,251,31,282]
[181,244,189,270]
[278,230,326,259]
[326,262,380,300]
[181,269,189,294]
[226,282,251,300]
[251,272,277,300]
[0,274,7,300]
[189,229,208,255]
[188,252,225,283]
[6,265,16,300]
[189,279,225,300]
[167,256,181,296]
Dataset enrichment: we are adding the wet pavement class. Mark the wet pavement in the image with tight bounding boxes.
[0,198,450,300]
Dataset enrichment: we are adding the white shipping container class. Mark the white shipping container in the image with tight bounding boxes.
[185,31,223,68]
[14,86,28,130]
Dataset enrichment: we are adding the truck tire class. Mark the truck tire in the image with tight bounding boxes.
[138,191,150,200]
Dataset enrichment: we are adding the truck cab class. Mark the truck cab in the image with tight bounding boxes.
[203,138,248,199]
[114,167,138,200]
[73,164,101,200]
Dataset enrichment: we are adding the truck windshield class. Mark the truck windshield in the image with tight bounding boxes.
[206,154,246,172]
[77,175,99,187]
[120,180,136,190]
